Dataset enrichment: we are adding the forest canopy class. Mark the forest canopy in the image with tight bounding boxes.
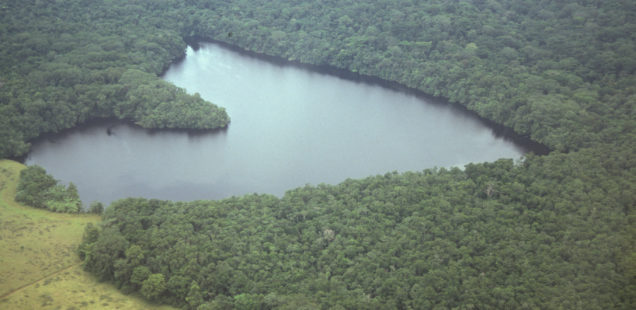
[1,0,634,309]
[0,0,230,159]
[80,153,633,309]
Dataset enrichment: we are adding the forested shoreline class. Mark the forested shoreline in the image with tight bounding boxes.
[0,0,231,159]
[80,152,634,309]
[1,0,634,309]
[186,37,551,155]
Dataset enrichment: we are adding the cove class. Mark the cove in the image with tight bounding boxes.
[26,43,536,205]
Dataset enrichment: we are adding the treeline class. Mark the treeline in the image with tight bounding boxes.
[183,0,636,152]
[79,151,634,309]
[2,0,635,309]
[2,0,635,156]
[15,165,106,213]
[15,165,82,213]
[0,0,229,159]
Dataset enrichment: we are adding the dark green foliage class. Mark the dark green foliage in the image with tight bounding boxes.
[131,266,151,288]
[88,202,104,214]
[78,223,100,262]
[15,165,56,209]
[2,0,634,156]
[82,226,129,281]
[178,0,636,153]
[115,69,229,129]
[80,150,635,309]
[0,1,229,159]
[2,0,635,308]
[15,165,82,213]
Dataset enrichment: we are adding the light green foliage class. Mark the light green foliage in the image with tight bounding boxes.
[141,273,167,301]
[0,160,174,310]
[45,183,81,213]
[186,281,204,309]
[15,166,81,213]
[233,294,264,310]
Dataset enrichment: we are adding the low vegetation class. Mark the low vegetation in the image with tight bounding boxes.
[0,160,173,309]
[15,165,82,213]
[1,0,634,309]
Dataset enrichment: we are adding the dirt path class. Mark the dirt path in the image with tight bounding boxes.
[0,262,81,300]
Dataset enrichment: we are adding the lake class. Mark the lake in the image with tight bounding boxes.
[26,42,536,205]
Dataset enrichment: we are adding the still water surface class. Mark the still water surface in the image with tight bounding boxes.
[27,43,528,205]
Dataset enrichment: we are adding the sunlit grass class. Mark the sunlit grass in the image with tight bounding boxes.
[0,159,173,309]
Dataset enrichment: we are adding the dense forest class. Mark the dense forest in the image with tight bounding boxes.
[80,152,634,309]
[1,0,634,309]
[0,0,230,159]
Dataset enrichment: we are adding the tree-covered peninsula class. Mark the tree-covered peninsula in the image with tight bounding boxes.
[1,0,634,309]
[0,1,230,159]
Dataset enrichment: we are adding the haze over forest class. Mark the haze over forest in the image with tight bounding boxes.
[0,0,634,309]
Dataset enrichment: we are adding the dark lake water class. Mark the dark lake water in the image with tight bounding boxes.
[26,43,533,205]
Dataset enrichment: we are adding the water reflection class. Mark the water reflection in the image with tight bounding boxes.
[27,43,529,205]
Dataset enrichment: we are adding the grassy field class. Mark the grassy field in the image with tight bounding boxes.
[0,159,173,309]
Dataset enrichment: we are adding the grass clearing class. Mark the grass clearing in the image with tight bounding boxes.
[0,159,173,309]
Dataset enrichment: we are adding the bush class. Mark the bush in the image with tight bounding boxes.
[15,165,82,213]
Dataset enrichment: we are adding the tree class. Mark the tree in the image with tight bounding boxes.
[89,201,104,214]
[131,266,151,288]
[15,166,82,212]
[44,182,81,213]
[83,227,129,281]
[141,273,166,301]
[66,182,80,201]
[186,281,204,309]
[78,223,100,261]
[15,165,57,208]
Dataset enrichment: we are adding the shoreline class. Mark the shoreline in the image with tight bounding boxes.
[180,36,550,156]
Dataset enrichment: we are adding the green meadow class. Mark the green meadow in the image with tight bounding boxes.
[0,160,173,309]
